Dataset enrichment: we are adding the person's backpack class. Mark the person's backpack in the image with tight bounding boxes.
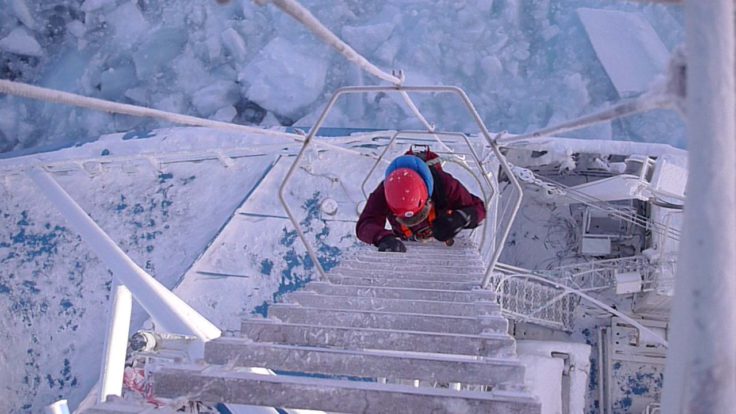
[405,144,443,172]
[385,145,443,198]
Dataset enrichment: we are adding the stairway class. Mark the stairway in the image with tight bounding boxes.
[86,241,541,414]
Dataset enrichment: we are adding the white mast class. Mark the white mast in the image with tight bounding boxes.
[661,1,736,413]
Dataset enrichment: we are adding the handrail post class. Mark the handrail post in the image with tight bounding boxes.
[98,280,132,402]
[44,400,70,414]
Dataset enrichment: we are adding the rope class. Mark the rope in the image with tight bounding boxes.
[396,91,457,153]
[497,94,674,146]
[254,0,403,86]
[0,79,378,159]
[0,79,300,139]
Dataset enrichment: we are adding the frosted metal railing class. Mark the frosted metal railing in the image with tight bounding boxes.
[482,142,525,288]
[533,174,682,242]
[28,167,221,402]
[494,257,660,329]
[495,272,669,347]
[0,144,292,176]
[358,130,496,254]
[549,255,653,291]
[510,164,681,242]
[278,85,523,284]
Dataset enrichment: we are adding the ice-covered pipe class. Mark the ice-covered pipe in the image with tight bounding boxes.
[662,1,736,413]
[0,79,298,139]
[27,167,221,341]
[0,79,368,159]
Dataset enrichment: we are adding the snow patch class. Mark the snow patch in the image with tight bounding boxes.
[191,80,241,117]
[239,37,329,117]
[341,22,395,55]
[81,0,117,12]
[132,27,188,79]
[221,27,247,62]
[10,0,36,30]
[0,27,43,57]
[106,2,149,48]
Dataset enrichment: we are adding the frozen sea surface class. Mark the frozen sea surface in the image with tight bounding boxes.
[0,0,684,154]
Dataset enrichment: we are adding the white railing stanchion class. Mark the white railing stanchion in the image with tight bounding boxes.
[44,400,70,414]
[98,281,132,403]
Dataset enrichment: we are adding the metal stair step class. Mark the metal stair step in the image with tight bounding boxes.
[305,282,495,302]
[394,245,480,256]
[356,252,482,262]
[329,267,482,281]
[341,260,484,274]
[382,240,477,250]
[81,402,158,414]
[240,319,516,357]
[283,292,501,317]
[267,304,508,335]
[345,254,484,268]
[326,274,480,290]
[356,247,481,259]
[205,337,526,386]
[152,365,541,414]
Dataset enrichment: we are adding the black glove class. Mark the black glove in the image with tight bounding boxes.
[432,209,471,241]
[377,236,406,252]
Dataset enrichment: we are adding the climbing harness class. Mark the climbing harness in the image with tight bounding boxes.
[396,201,437,240]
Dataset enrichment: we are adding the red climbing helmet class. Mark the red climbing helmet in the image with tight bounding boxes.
[384,168,429,219]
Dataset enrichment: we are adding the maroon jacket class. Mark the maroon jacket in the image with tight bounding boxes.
[356,168,486,246]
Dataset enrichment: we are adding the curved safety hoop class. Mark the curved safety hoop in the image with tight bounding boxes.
[360,130,493,204]
[359,129,496,254]
[278,85,523,284]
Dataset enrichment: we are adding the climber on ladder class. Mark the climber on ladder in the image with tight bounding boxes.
[356,145,486,252]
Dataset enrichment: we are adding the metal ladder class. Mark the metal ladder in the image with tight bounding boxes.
[86,241,541,413]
